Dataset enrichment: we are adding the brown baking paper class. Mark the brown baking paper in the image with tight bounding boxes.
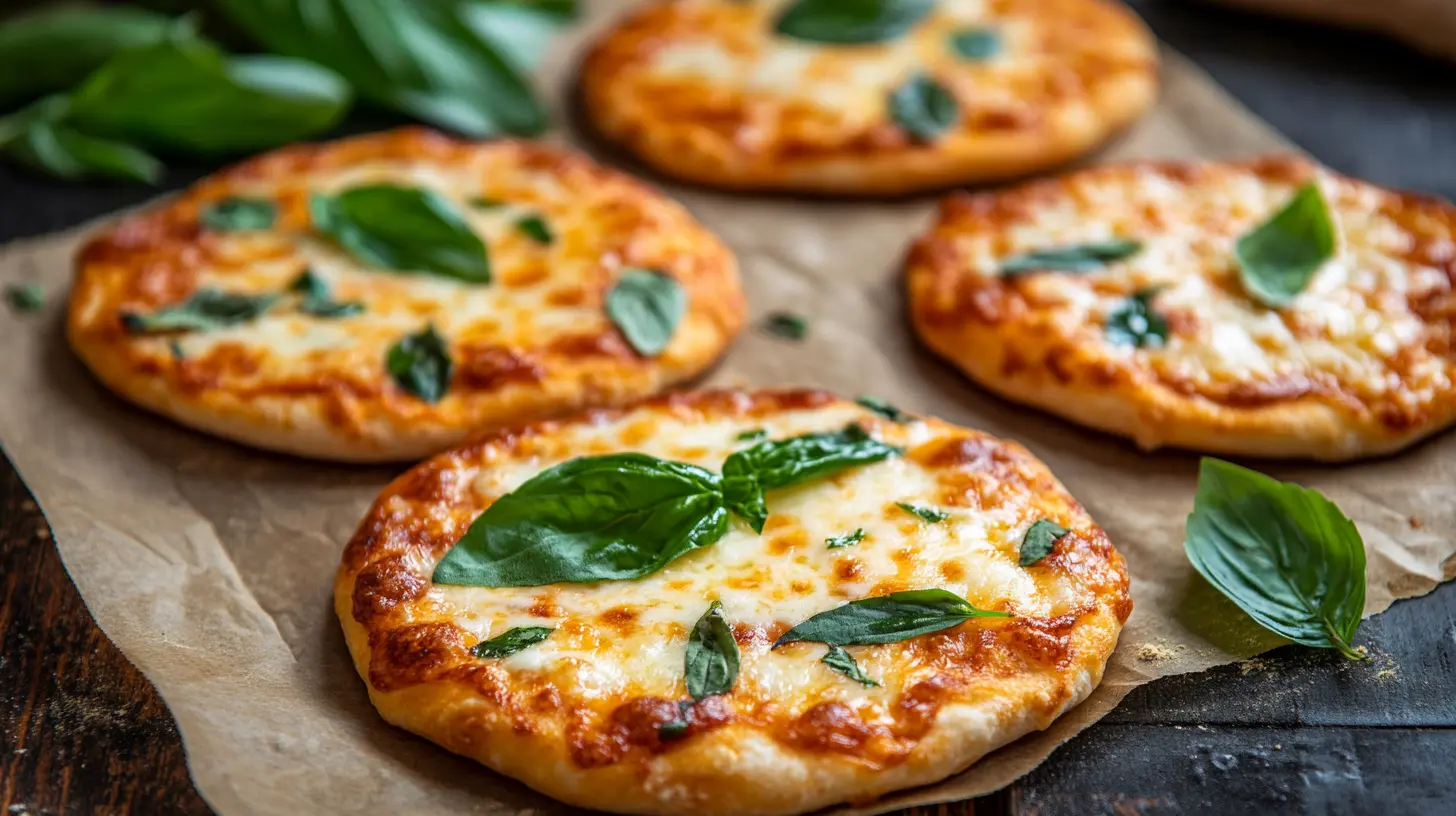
[2,4,1454,814]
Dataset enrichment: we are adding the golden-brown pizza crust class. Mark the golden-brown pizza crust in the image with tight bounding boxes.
[579,0,1159,195]
[67,129,745,461]
[335,388,1130,815]
[907,156,1456,460]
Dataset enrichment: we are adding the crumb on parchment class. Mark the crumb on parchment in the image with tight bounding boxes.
[1136,640,1188,662]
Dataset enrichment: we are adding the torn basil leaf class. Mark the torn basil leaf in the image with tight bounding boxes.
[121,288,278,334]
[775,0,935,44]
[722,425,901,533]
[310,184,490,284]
[826,528,866,550]
[685,601,740,700]
[516,214,553,245]
[658,700,694,742]
[822,645,879,686]
[776,589,1009,647]
[290,270,363,318]
[761,312,807,341]
[735,429,768,443]
[896,502,948,524]
[888,73,958,143]
[1105,288,1168,348]
[472,626,554,659]
[1019,519,1069,566]
[433,454,729,587]
[386,324,453,403]
[605,268,686,357]
[469,196,505,209]
[1185,458,1367,660]
[1000,239,1142,275]
[1234,182,1337,308]
[949,28,1001,61]
[856,395,911,422]
[6,283,44,313]
[200,197,277,232]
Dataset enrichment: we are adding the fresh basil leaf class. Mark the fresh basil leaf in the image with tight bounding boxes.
[516,214,553,245]
[1105,288,1168,348]
[888,74,958,143]
[856,395,911,422]
[1000,239,1142,275]
[6,284,44,314]
[605,269,686,357]
[826,528,866,550]
[201,198,277,232]
[217,0,557,137]
[4,122,163,185]
[735,429,768,443]
[472,626,554,658]
[761,312,807,341]
[1185,458,1367,660]
[822,645,879,686]
[949,28,1001,61]
[0,6,179,110]
[311,184,490,283]
[120,288,278,334]
[775,589,1009,647]
[67,37,350,156]
[458,0,578,73]
[1234,183,1337,308]
[775,0,935,44]
[386,324,453,403]
[0,95,71,152]
[896,502,948,523]
[1019,519,1068,567]
[722,425,901,533]
[685,601,740,700]
[290,270,364,318]
[433,454,729,587]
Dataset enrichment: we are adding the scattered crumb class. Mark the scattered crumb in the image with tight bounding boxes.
[1136,640,1188,662]
[1408,515,1424,529]
[12,748,25,755]
[35,527,50,541]
[21,499,36,513]
[1273,744,1282,751]
[1238,657,1271,676]
[1376,668,1397,681]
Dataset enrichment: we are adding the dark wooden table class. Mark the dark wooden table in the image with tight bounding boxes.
[4,3,1456,814]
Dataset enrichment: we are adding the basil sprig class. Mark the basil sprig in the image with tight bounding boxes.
[434,428,901,587]
[201,198,277,232]
[1234,183,1337,308]
[1019,519,1068,566]
[0,6,176,110]
[6,121,162,184]
[605,269,686,357]
[949,29,1001,61]
[685,601,740,700]
[822,645,879,687]
[775,589,1009,647]
[888,74,959,143]
[472,626,554,659]
[386,325,453,403]
[120,288,278,335]
[1185,458,1367,660]
[722,425,901,533]
[1105,288,1168,348]
[775,0,935,44]
[311,184,490,284]
[1000,239,1142,276]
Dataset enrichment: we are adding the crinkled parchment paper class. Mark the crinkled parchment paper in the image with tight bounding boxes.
[2,4,1454,814]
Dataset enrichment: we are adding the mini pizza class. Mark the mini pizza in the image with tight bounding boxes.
[335,388,1130,816]
[580,0,1159,195]
[907,156,1456,461]
[67,128,744,462]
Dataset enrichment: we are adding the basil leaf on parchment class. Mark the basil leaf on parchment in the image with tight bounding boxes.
[472,626,554,659]
[888,74,959,143]
[6,284,44,314]
[290,270,364,318]
[826,528,866,550]
[311,184,490,283]
[1105,288,1168,348]
[775,0,935,44]
[948,28,1001,61]
[1000,239,1142,276]
[1019,519,1069,566]
[605,269,686,357]
[120,288,278,334]
[722,425,901,533]
[761,312,808,341]
[1184,458,1367,660]
[685,601,740,700]
[0,6,178,110]
[201,197,277,232]
[822,645,879,687]
[1234,182,1337,308]
[775,589,1009,647]
[432,454,729,587]
[896,502,948,524]
[386,324,453,403]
